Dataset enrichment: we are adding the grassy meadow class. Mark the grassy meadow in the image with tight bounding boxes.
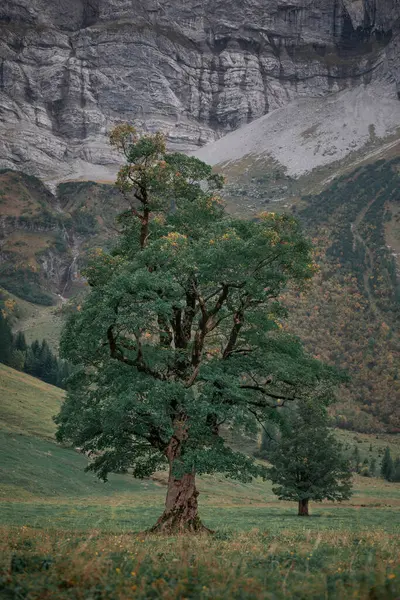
[0,363,399,599]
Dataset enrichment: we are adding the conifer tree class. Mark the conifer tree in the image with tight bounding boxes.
[31,340,40,358]
[14,331,27,353]
[38,340,57,384]
[55,125,339,533]
[369,457,377,476]
[24,347,36,376]
[10,349,25,371]
[0,310,13,366]
[381,447,394,481]
[392,457,400,483]
[267,401,352,516]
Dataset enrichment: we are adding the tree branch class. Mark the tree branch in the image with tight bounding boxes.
[248,407,279,446]
[222,309,244,359]
[182,287,196,343]
[241,384,295,404]
[209,283,229,316]
[107,325,165,380]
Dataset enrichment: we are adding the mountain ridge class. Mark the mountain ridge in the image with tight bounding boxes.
[0,0,399,181]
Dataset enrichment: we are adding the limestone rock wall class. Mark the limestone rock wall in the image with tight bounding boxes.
[0,0,398,179]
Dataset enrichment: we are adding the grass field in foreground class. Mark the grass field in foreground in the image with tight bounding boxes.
[0,364,399,598]
[1,525,399,599]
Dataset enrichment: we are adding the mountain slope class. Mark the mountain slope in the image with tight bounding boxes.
[291,159,400,431]
[0,362,64,439]
[194,81,400,201]
[0,0,399,180]
[0,170,124,304]
[195,148,399,430]
[0,363,163,501]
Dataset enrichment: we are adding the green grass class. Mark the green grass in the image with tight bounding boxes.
[0,365,399,598]
[0,364,63,439]
[1,502,400,535]
[1,287,64,351]
[0,431,163,503]
[0,364,161,502]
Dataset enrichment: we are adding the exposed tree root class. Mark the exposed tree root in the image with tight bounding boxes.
[147,510,213,535]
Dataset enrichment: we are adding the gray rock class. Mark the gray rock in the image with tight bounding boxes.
[0,0,399,180]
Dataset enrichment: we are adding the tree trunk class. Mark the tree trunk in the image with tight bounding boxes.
[148,427,211,534]
[298,498,309,516]
[149,470,210,534]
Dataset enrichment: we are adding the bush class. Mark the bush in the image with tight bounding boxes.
[360,466,371,477]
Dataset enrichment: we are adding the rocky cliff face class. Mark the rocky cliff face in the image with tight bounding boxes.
[0,0,399,180]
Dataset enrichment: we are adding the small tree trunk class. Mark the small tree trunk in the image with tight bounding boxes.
[149,427,211,534]
[298,498,309,516]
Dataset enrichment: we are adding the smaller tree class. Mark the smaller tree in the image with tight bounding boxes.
[381,447,394,481]
[369,457,377,477]
[392,457,400,483]
[14,331,27,353]
[10,349,25,371]
[268,401,352,516]
[0,310,13,366]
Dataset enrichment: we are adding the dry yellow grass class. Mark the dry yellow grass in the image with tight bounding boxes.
[0,526,398,599]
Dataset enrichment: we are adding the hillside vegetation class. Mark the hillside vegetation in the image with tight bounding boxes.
[290,159,400,431]
[0,170,124,304]
[220,157,400,431]
[1,156,399,433]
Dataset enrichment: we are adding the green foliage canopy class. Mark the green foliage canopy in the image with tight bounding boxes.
[267,401,352,510]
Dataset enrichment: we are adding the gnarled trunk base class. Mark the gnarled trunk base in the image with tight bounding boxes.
[298,498,309,516]
[149,510,211,534]
[148,470,212,534]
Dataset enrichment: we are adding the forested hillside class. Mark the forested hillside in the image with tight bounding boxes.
[289,159,400,431]
[0,170,124,303]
